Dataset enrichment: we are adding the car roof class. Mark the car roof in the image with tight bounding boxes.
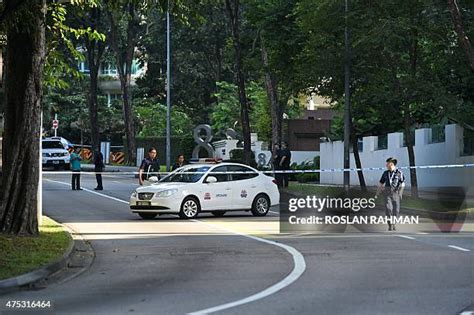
[42,139,63,142]
[180,162,257,170]
[208,162,258,172]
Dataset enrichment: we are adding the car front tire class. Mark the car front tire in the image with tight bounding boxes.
[251,194,270,217]
[138,212,157,220]
[179,197,200,219]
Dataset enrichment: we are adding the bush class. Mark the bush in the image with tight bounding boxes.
[291,156,320,183]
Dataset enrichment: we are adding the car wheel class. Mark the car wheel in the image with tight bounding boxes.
[64,164,70,171]
[138,212,157,220]
[211,211,226,217]
[251,194,270,216]
[179,197,200,219]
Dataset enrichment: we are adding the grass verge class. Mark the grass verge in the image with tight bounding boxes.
[0,216,72,280]
[284,182,473,213]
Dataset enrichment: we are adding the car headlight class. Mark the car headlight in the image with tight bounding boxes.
[131,191,137,198]
[42,153,49,157]
[155,189,178,198]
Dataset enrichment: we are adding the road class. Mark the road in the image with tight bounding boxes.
[1,172,473,315]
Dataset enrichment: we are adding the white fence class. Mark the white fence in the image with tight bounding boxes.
[320,124,474,188]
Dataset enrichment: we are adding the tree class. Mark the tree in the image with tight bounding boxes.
[246,0,302,147]
[0,0,46,235]
[106,0,143,164]
[82,6,107,153]
[448,0,474,72]
[225,0,252,165]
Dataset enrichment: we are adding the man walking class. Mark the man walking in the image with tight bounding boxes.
[138,147,160,185]
[376,157,404,231]
[94,150,105,190]
[70,147,82,190]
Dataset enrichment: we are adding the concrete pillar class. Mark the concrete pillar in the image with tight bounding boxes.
[388,132,403,149]
[363,136,377,152]
[415,128,431,146]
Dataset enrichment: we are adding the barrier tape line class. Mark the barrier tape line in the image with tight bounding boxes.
[43,163,474,175]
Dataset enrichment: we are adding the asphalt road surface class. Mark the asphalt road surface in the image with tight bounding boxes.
[1,172,472,315]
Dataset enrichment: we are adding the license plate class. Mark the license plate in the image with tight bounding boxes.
[137,201,151,206]
[52,161,60,164]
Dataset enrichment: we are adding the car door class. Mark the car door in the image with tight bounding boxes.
[228,165,259,209]
[201,165,235,210]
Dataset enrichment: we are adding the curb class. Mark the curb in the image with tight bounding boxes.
[0,224,75,294]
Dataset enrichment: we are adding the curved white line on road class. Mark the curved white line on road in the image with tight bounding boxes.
[188,220,306,315]
[45,179,307,314]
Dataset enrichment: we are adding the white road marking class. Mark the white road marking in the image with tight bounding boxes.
[460,311,474,315]
[396,235,416,240]
[188,219,305,315]
[46,179,129,205]
[45,179,306,315]
[448,245,471,252]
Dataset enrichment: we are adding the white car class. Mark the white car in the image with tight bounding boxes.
[42,139,70,170]
[130,162,280,219]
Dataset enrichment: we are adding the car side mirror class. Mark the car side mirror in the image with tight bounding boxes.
[206,176,217,183]
[148,176,159,183]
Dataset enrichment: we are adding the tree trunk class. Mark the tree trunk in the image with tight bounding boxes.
[406,15,419,198]
[260,35,281,147]
[88,67,100,153]
[107,4,137,165]
[0,0,46,236]
[404,116,418,198]
[225,0,251,165]
[350,122,366,191]
[85,7,105,154]
[448,0,474,72]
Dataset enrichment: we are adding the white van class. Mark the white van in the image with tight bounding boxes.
[42,139,71,170]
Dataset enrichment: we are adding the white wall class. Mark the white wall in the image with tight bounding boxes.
[320,124,474,188]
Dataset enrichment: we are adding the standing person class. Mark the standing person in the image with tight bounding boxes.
[280,142,292,188]
[94,150,105,190]
[171,154,186,171]
[376,157,405,231]
[70,147,82,190]
[272,143,283,188]
[138,147,160,185]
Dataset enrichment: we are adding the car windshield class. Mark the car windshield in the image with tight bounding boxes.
[42,141,65,149]
[159,166,211,183]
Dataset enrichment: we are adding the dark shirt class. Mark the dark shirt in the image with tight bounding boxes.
[379,169,404,193]
[273,149,282,169]
[171,162,186,171]
[94,152,105,171]
[280,148,291,169]
[140,157,160,181]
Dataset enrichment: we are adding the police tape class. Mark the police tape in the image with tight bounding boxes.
[42,163,474,175]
